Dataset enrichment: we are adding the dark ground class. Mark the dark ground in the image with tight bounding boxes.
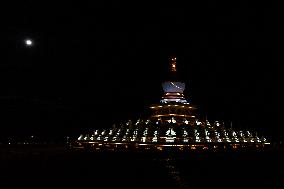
[0,145,283,189]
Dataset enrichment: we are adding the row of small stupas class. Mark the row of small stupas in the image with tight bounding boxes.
[75,57,269,151]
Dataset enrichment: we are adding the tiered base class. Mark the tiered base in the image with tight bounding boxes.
[73,140,271,152]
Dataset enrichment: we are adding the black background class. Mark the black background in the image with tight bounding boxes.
[1,1,283,141]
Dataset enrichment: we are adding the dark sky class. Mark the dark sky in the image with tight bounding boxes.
[1,1,283,141]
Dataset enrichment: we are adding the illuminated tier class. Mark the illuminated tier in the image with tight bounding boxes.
[149,104,196,125]
[74,56,270,151]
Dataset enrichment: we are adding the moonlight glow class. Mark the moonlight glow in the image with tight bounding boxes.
[25,39,33,46]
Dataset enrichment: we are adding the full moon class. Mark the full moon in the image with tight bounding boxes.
[25,39,33,46]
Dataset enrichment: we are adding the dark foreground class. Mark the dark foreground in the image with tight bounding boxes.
[1,144,283,189]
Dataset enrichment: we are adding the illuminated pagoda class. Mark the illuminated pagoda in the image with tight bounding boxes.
[75,57,270,151]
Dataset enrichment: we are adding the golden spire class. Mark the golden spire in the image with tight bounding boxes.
[170,56,177,72]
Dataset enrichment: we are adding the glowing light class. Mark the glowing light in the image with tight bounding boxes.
[196,120,201,125]
[109,130,113,135]
[152,137,158,142]
[195,139,201,142]
[25,39,33,46]
[154,130,158,137]
[143,128,148,136]
[170,82,183,90]
[166,128,176,136]
[206,121,211,126]
[171,57,177,72]
[183,129,188,136]
[152,114,195,117]
[157,146,163,150]
[101,130,106,135]
[78,135,84,140]
[131,138,136,142]
[166,137,175,143]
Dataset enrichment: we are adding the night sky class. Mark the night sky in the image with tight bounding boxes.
[1,2,283,141]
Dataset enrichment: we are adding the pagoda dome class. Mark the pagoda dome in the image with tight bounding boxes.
[162,81,185,93]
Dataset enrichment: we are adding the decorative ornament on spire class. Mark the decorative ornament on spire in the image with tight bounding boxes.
[170,56,177,72]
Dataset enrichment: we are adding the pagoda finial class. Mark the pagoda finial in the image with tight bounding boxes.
[170,56,177,72]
